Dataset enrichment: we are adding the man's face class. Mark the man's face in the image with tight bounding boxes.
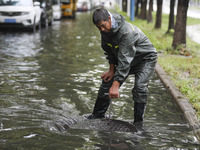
[96,16,111,33]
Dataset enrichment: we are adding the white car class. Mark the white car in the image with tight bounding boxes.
[52,0,62,20]
[0,0,42,32]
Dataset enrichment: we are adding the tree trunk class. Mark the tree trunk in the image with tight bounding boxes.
[147,0,153,23]
[122,0,127,12]
[167,0,176,33]
[172,0,189,48]
[135,0,140,17]
[139,0,147,20]
[155,0,163,29]
[151,0,153,11]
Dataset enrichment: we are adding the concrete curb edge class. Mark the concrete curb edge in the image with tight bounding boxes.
[155,63,200,141]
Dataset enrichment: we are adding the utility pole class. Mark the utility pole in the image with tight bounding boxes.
[130,0,135,21]
[127,0,130,17]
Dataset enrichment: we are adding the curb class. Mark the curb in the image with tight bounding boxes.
[155,63,200,141]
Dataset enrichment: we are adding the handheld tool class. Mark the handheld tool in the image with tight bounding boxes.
[108,98,112,124]
[105,93,112,125]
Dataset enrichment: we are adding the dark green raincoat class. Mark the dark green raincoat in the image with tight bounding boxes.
[101,13,157,85]
[90,12,158,119]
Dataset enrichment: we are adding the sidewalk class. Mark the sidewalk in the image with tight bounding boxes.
[161,0,200,19]
[155,63,200,141]
[187,24,200,44]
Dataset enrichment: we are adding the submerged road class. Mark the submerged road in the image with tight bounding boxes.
[0,12,199,149]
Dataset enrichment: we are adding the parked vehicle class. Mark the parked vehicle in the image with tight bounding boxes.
[0,0,42,32]
[76,0,91,12]
[36,0,53,27]
[52,0,62,20]
[60,0,77,18]
[91,0,101,9]
[76,1,87,12]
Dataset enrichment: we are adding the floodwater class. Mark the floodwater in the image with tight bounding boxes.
[0,12,199,149]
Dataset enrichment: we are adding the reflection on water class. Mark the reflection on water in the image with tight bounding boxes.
[0,12,199,149]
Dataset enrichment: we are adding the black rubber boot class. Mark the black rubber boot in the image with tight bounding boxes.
[134,102,146,123]
[87,96,110,119]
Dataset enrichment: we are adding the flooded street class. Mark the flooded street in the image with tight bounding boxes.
[0,12,199,149]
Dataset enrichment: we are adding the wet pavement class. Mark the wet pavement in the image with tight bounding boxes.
[187,24,200,44]
[0,12,200,149]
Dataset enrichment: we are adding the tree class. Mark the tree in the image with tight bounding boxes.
[155,0,163,29]
[135,0,140,18]
[147,0,153,23]
[122,0,127,12]
[139,0,147,20]
[167,0,176,33]
[172,0,189,48]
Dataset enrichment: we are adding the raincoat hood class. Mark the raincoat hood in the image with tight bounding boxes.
[100,13,125,35]
[111,13,125,33]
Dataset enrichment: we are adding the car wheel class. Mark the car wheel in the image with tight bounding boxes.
[49,17,53,26]
[72,11,76,19]
[45,18,48,28]
[32,19,36,32]
[38,20,41,30]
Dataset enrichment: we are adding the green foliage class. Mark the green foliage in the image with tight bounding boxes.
[168,29,175,33]
[187,17,200,25]
[166,44,192,56]
[158,55,200,118]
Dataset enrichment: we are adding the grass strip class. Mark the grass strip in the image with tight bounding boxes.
[115,8,200,119]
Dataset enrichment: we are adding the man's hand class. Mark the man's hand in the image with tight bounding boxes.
[109,81,120,99]
[101,71,114,82]
[101,64,115,82]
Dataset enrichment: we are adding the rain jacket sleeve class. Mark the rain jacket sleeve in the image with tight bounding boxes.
[114,31,139,85]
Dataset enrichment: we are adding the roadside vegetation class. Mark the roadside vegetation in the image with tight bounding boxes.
[116,9,200,119]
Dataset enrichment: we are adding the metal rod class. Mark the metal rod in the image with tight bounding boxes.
[105,93,112,124]
[109,98,112,123]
